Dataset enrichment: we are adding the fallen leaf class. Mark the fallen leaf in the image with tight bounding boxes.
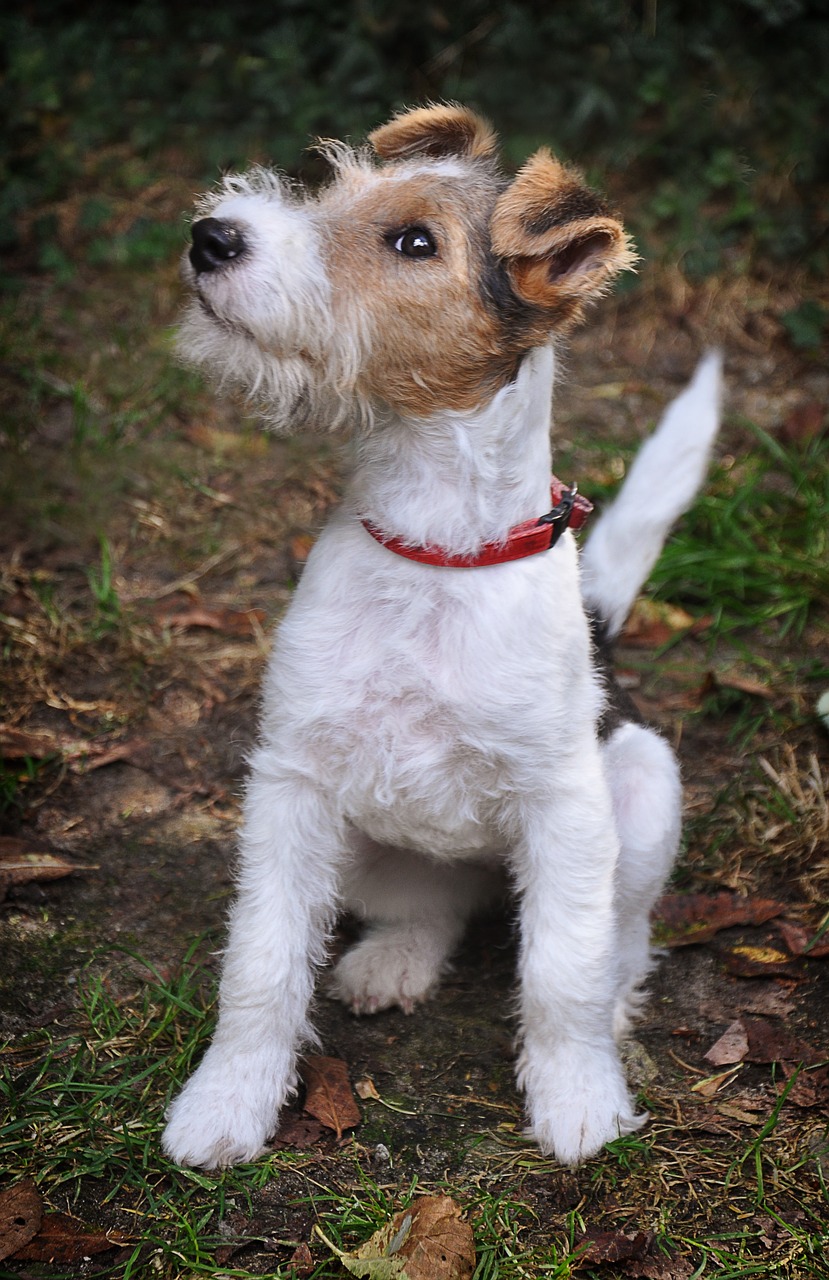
[777,920,829,959]
[655,893,787,946]
[574,1229,651,1267]
[301,1056,360,1138]
[621,600,698,648]
[0,839,99,901]
[720,944,797,978]
[716,1101,766,1124]
[11,1211,129,1263]
[704,1020,749,1066]
[712,672,775,699]
[743,1017,821,1066]
[272,1111,324,1149]
[355,1077,382,1101]
[316,1196,475,1280]
[288,1241,316,1277]
[691,1067,742,1097]
[157,605,266,635]
[779,1063,829,1109]
[0,1179,42,1263]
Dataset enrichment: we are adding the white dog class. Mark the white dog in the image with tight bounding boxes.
[161,105,721,1169]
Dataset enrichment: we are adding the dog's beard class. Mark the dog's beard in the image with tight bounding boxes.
[176,299,364,433]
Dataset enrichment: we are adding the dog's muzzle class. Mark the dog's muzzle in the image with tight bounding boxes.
[189,218,247,274]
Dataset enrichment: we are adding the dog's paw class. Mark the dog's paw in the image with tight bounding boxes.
[161,1050,288,1169]
[521,1042,646,1166]
[330,926,444,1015]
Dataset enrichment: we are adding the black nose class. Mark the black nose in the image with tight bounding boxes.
[189,218,247,273]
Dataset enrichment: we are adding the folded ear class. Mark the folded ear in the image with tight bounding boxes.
[369,103,498,162]
[491,149,637,317]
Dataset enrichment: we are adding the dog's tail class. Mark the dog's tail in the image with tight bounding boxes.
[579,350,723,640]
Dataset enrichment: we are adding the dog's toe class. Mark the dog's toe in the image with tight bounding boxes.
[331,924,444,1015]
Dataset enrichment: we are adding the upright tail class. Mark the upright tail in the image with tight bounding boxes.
[579,350,723,639]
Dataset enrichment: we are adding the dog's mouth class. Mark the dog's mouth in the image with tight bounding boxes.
[195,291,258,343]
[194,294,322,372]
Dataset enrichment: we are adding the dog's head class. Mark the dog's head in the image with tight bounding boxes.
[179,104,635,431]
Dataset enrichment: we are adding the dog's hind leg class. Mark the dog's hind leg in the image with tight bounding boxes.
[602,722,681,1039]
[161,752,346,1168]
[332,841,501,1014]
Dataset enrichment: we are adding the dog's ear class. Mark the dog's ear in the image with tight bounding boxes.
[491,149,636,318]
[369,104,498,162]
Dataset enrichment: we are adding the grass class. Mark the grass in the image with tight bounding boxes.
[571,420,829,646]
[2,950,827,1279]
[649,423,829,640]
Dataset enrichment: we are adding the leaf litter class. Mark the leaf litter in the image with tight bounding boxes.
[316,1196,475,1280]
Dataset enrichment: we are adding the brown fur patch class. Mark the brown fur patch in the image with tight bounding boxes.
[491,149,637,324]
[369,104,498,164]
[311,131,633,414]
[321,167,522,416]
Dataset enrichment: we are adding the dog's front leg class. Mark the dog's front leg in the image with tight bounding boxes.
[162,756,344,1168]
[511,748,645,1165]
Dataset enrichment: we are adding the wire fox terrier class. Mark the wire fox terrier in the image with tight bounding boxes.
[161,104,721,1169]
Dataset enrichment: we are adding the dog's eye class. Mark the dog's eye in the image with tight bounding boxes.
[391,227,438,259]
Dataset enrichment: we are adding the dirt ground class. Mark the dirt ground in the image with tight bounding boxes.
[1,252,828,1276]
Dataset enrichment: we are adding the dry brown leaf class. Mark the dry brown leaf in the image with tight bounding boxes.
[777,920,829,959]
[0,1179,42,1263]
[779,1062,829,1109]
[272,1111,325,1149]
[317,1196,475,1280]
[355,1077,382,1101]
[621,600,698,648]
[159,605,266,635]
[11,1211,130,1263]
[704,1020,749,1066]
[712,672,775,699]
[0,839,99,901]
[301,1056,360,1138]
[288,1241,316,1277]
[574,1229,652,1268]
[655,892,787,947]
[743,1017,821,1066]
[716,1101,766,1124]
[691,1067,742,1097]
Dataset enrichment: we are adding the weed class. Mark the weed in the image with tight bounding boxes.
[86,536,122,635]
[648,424,829,640]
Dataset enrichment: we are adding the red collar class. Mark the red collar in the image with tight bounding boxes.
[361,477,592,568]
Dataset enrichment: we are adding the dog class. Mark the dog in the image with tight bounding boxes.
[160,104,721,1169]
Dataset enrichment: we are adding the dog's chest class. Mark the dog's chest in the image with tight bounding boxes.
[263,525,594,855]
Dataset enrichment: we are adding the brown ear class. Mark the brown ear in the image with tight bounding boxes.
[369,103,498,162]
[491,149,637,315]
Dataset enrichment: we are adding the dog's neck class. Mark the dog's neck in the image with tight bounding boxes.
[350,345,556,558]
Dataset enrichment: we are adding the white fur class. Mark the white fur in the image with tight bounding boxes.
[580,350,723,638]
[161,156,721,1170]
